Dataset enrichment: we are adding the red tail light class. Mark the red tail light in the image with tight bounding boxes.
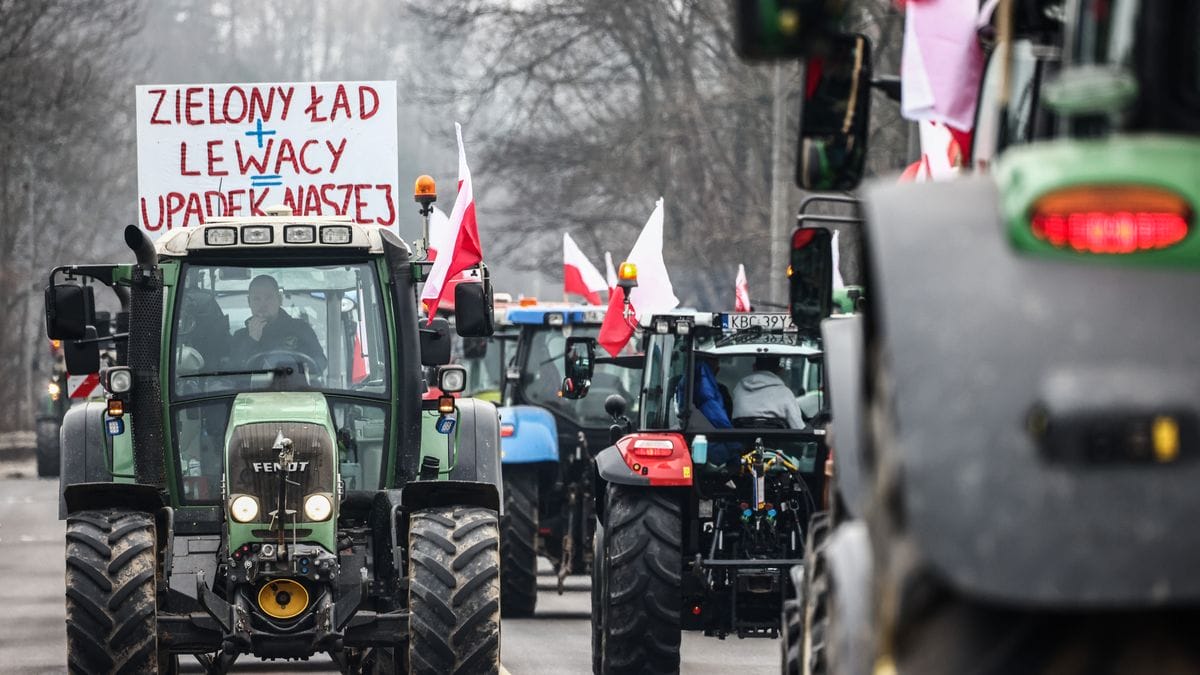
[792,228,817,249]
[629,438,675,457]
[1030,186,1191,254]
[500,423,515,438]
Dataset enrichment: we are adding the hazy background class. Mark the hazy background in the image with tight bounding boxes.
[0,0,908,430]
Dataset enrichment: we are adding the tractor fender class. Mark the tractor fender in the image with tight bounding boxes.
[58,401,117,519]
[821,314,868,518]
[63,481,164,515]
[497,405,559,464]
[448,398,503,492]
[596,433,693,487]
[822,521,874,675]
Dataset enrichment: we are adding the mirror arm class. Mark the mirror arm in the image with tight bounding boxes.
[72,332,130,346]
[870,75,902,103]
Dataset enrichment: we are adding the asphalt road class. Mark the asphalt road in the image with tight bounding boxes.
[0,463,779,674]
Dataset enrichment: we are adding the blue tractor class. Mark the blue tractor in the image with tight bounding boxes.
[497,304,643,616]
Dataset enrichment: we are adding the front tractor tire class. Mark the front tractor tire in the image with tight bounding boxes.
[36,418,60,477]
[408,506,502,675]
[597,485,682,675]
[500,465,539,617]
[65,509,166,674]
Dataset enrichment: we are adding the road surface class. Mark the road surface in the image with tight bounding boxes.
[0,462,779,673]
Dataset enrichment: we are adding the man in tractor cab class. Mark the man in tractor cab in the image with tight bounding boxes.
[230,274,327,372]
[731,355,807,429]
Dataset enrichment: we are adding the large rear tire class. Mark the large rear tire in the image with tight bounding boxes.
[65,509,164,674]
[800,511,833,675]
[500,465,539,617]
[408,506,501,675]
[36,418,60,478]
[598,485,681,674]
[591,518,607,675]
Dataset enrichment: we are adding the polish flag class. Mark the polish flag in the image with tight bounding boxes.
[734,264,751,312]
[421,123,483,320]
[900,0,985,132]
[597,198,679,356]
[604,251,618,292]
[563,233,607,305]
[425,206,452,260]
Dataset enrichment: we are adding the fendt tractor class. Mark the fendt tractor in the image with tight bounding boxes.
[496,302,643,615]
[45,203,504,673]
[739,0,1200,673]
[573,290,830,673]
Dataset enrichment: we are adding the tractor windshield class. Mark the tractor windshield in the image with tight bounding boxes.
[520,325,641,428]
[642,331,821,430]
[171,263,390,399]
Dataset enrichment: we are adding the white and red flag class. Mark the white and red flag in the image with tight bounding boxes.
[597,198,679,356]
[421,123,482,320]
[604,251,618,292]
[734,264,751,312]
[900,0,985,133]
[563,233,607,305]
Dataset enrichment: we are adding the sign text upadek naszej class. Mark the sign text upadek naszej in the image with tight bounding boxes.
[135,81,398,234]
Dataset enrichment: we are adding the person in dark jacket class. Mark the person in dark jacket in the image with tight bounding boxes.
[230,274,327,373]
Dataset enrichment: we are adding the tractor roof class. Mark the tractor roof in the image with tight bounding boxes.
[153,212,398,257]
[504,304,607,326]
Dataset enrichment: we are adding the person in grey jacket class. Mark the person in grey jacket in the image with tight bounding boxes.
[731,356,807,429]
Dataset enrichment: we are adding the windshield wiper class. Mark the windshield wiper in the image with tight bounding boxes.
[179,366,297,378]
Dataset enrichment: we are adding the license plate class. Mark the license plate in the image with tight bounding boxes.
[723,313,795,332]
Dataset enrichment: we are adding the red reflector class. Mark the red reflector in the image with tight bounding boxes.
[691,604,702,616]
[630,439,674,457]
[1031,211,1188,254]
[500,424,515,438]
[792,228,816,249]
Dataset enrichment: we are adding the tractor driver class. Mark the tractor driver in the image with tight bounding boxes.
[230,274,327,373]
[731,356,807,429]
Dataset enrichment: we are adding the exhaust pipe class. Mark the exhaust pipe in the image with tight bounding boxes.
[124,225,157,267]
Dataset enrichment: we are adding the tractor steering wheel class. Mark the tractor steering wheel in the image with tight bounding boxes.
[246,350,323,376]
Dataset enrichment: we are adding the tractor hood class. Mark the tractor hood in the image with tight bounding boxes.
[224,392,337,532]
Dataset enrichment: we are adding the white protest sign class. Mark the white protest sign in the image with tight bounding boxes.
[135,81,399,234]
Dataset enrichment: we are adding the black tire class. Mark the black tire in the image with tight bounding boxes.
[364,646,407,674]
[408,506,501,675]
[598,485,681,674]
[500,466,539,616]
[36,418,60,478]
[781,569,803,675]
[591,518,607,675]
[802,512,833,675]
[65,509,165,674]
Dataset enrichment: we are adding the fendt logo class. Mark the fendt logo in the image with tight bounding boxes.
[251,461,310,473]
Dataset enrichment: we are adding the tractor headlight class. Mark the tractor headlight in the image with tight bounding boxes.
[229,495,260,523]
[304,494,333,521]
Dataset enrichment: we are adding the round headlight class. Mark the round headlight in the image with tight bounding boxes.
[108,368,133,394]
[229,495,259,523]
[304,494,333,521]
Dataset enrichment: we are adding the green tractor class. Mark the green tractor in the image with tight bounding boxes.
[740,0,1200,673]
[46,209,503,673]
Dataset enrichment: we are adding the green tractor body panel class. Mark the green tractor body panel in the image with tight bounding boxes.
[998,135,1200,265]
[223,392,338,553]
[420,409,454,476]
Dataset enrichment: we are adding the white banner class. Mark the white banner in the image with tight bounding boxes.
[135,81,398,235]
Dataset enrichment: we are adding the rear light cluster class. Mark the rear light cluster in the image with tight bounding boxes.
[1030,186,1191,255]
[629,438,675,457]
[500,423,515,438]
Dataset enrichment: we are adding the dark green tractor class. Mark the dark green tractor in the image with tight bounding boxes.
[46,210,502,673]
[740,0,1200,673]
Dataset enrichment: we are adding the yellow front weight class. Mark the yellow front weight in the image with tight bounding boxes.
[257,578,309,620]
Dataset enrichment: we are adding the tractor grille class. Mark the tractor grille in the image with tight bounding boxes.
[227,422,333,522]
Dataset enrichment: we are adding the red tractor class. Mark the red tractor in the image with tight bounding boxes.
[572,311,830,673]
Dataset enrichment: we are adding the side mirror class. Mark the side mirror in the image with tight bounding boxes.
[561,336,595,400]
[455,281,494,338]
[64,327,101,375]
[420,317,453,367]
[733,0,849,60]
[45,284,92,340]
[797,33,873,190]
[789,227,833,336]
